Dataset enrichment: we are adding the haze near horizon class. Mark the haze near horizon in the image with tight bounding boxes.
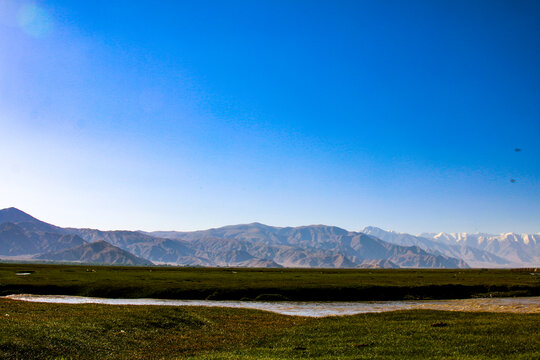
[1,0,539,233]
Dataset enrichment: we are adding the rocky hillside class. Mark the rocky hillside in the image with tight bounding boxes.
[36,240,153,266]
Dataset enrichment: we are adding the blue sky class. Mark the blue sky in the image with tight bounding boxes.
[1,0,539,233]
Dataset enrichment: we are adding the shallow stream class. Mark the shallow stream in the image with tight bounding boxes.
[4,294,539,317]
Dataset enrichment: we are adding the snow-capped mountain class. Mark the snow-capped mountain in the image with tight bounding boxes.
[419,232,540,267]
[362,227,512,268]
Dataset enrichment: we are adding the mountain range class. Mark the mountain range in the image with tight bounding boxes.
[0,207,538,268]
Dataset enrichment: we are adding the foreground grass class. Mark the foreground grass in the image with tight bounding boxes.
[0,299,538,359]
[1,263,538,300]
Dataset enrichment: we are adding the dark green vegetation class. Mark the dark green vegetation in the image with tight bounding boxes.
[0,298,538,359]
[0,263,538,301]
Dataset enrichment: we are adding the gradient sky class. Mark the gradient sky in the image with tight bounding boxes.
[1,0,539,234]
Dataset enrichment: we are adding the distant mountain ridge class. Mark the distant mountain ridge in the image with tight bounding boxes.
[420,231,540,267]
[0,222,86,256]
[145,224,467,268]
[36,240,153,266]
[362,227,513,268]
[0,207,537,268]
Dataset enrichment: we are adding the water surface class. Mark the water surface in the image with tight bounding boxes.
[5,294,539,317]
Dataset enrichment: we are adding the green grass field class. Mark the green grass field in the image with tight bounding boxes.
[0,263,538,301]
[1,264,538,359]
[0,298,538,359]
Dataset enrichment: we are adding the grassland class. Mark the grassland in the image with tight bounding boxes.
[1,264,538,359]
[0,263,538,301]
[0,298,538,359]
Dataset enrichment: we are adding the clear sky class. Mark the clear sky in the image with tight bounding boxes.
[1,0,539,234]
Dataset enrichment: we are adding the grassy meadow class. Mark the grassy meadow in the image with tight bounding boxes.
[0,298,539,359]
[0,264,539,359]
[0,263,538,301]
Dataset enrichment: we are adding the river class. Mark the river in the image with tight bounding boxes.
[4,294,539,317]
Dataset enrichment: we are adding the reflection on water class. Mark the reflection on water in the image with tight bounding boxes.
[4,294,539,317]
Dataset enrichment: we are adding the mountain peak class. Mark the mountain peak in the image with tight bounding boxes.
[0,207,40,224]
[247,222,271,228]
[362,226,385,232]
[2,207,28,214]
[362,226,400,236]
